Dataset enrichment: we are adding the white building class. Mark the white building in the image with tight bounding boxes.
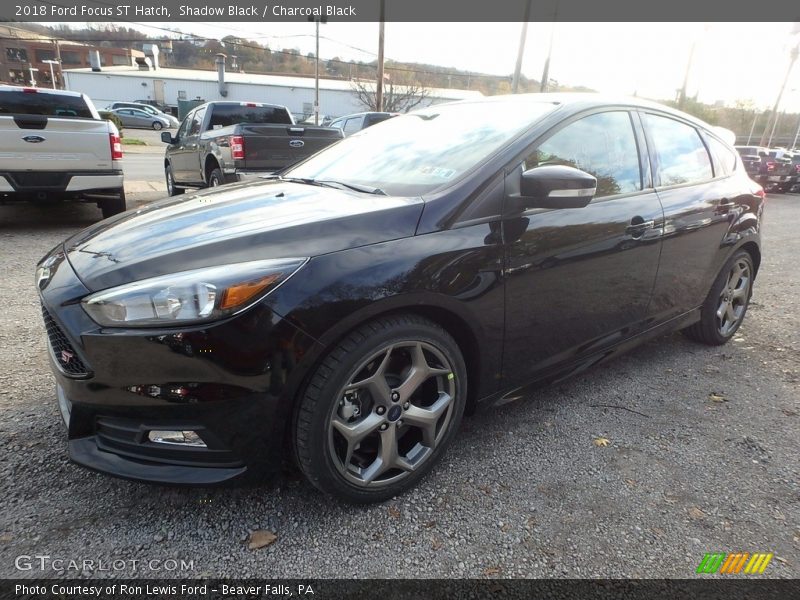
[62,63,483,120]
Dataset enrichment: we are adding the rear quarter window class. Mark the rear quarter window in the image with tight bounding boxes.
[705,135,737,176]
[0,91,94,118]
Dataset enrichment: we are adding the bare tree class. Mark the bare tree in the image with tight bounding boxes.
[351,78,431,113]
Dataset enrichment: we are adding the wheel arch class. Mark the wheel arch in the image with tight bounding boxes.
[738,240,761,277]
[204,154,221,183]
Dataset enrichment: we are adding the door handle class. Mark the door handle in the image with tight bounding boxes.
[626,217,655,238]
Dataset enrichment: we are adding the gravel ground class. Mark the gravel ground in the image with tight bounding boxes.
[0,194,797,579]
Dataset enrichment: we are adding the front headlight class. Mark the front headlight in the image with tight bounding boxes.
[82,258,307,328]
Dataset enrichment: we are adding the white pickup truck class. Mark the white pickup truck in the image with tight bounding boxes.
[0,86,126,218]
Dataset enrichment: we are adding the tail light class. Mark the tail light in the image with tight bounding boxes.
[766,161,775,172]
[755,186,766,200]
[22,87,38,93]
[110,133,123,160]
[230,135,244,160]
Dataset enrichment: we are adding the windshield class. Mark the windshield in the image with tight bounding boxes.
[285,100,557,196]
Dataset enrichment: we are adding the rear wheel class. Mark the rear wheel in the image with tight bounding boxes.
[99,188,127,219]
[294,314,467,503]
[207,168,225,188]
[152,121,163,131]
[683,250,754,345]
[165,164,184,196]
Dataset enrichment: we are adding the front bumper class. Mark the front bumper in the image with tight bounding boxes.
[39,250,321,485]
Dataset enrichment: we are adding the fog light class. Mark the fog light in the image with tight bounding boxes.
[147,430,207,447]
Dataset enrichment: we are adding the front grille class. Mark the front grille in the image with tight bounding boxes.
[41,305,89,377]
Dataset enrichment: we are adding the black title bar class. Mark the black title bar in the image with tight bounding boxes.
[3,0,800,22]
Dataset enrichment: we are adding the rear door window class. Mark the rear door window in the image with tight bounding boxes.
[644,114,713,186]
[0,91,94,118]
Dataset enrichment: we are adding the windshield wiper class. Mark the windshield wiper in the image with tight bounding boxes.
[316,180,387,196]
[266,175,387,195]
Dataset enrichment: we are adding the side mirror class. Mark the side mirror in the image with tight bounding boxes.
[161,131,175,144]
[517,164,596,209]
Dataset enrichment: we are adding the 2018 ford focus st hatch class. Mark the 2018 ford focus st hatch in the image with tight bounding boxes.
[37,94,764,503]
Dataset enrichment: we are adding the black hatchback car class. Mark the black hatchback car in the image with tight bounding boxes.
[38,94,764,503]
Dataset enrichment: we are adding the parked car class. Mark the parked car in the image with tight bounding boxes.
[161,101,343,194]
[133,99,175,115]
[109,107,174,130]
[0,85,126,218]
[38,94,764,502]
[735,145,794,192]
[106,102,179,128]
[329,111,397,136]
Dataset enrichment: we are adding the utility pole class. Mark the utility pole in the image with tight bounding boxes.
[376,0,386,111]
[511,0,531,94]
[791,114,800,149]
[768,108,787,148]
[746,111,758,145]
[761,42,799,146]
[540,21,555,92]
[678,39,697,109]
[309,15,327,125]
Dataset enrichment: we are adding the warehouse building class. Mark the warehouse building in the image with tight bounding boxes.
[62,54,483,121]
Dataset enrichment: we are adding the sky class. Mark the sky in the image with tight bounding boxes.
[79,21,800,109]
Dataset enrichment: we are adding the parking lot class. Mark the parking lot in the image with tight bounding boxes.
[0,192,797,579]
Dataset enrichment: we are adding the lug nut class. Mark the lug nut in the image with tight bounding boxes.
[391,391,400,402]
[376,406,386,415]
[396,419,403,427]
[379,423,388,431]
[403,402,410,410]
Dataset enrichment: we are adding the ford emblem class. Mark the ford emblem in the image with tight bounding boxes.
[22,135,45,143]
[289,140,305,148]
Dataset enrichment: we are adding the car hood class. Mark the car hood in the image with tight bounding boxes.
[64,179,424,291]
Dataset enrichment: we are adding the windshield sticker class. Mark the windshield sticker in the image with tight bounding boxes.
[419,166,456,179]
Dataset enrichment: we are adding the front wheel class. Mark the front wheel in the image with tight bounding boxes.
[152,121,163,131]
[165,164,184,196]
[683,250,754,345]
[294,314,467,503]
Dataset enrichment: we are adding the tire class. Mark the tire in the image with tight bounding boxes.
[99,189,127,219]
[294,314,467,503]
[152,121,163,131]
[683,250,754,345]
[165,164,184,196]
[207,167,225,188]
[777,183,792,193]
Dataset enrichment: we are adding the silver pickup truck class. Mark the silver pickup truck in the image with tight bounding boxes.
[0,86,126,218]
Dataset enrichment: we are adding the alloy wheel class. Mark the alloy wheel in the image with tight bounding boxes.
[327,341,456,488]
[716,258,751,337]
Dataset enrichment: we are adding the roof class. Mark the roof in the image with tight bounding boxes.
[449,92,716,131]
[62,66,483,100]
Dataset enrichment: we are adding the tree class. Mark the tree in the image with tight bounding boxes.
[351,78,430,113]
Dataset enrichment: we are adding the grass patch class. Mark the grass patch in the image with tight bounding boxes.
[122,138,148,146]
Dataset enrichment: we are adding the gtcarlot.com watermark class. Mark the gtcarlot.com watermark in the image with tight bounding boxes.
[15,554,195,573]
